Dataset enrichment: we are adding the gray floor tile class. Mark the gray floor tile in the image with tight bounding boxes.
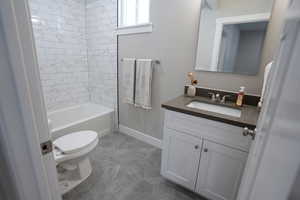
[63,132,207,200]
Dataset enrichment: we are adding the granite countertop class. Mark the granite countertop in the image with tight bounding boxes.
[162,95,260,129]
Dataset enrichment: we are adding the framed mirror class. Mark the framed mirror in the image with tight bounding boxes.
[195,0,274,75]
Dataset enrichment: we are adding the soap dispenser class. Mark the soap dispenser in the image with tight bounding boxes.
[236,86,245,106]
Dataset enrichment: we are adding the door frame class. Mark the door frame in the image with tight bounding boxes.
[0,0,61,200]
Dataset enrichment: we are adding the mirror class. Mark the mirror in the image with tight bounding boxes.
[195,0,274,75]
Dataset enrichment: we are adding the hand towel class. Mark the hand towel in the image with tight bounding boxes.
[258,61,273,107]
[134,59,153,109]
[121,58,136,104]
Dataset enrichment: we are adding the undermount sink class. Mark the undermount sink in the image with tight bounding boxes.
[186,101,241,118]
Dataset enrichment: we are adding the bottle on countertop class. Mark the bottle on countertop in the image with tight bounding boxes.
[186,72,198,97]
[236,86,245,106]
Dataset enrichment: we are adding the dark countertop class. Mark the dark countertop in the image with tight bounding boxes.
[162,95,260,129]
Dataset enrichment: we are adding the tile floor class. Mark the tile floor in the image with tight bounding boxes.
[63,132,207,200]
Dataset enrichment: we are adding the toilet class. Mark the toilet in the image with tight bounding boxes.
[52,130,99,194]
[53,131,99,163]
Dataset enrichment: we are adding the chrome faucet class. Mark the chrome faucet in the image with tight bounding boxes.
[208,92,216,101]
[209,93,230,103]
[208,93,221,102]
[221,95,231,103]
[215,93,221,102]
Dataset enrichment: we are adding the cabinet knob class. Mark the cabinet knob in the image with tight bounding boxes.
[203,148,208,152]
[194,145,199,149]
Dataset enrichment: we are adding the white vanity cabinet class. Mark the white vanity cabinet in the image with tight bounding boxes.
[161,110,251,200]
[196,140,248,200]
[161,128,202,190]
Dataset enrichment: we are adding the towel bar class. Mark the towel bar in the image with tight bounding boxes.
[121,58,160,64]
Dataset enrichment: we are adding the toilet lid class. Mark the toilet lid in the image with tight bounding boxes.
[54,131,98,154]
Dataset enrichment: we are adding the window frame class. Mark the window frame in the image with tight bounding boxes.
[116,0,152,35]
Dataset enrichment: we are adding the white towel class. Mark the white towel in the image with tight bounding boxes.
[258,61,273,107]
[134,59,153,109]
[121,58,136,104]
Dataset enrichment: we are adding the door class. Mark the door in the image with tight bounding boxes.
[237,1,300,199]
[161,128,202,190]
[196,140,248,200]
[0,0,61,200]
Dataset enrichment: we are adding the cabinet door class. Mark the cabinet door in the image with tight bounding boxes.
[161,128,202,190]
[196,140,248,200]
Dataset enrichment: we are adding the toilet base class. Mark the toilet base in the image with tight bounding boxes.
[57,157,92,194]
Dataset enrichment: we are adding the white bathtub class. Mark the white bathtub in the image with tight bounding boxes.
[48,103,114,140]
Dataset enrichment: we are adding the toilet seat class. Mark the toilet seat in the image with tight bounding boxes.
[53,131,99,163]
[54,131,98,154]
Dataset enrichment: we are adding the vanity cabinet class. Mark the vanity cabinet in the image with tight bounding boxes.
[161,110,251,200]
[196,140,248,200]
[161,128,202,190]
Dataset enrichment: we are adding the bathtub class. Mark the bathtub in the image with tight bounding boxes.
[48,103,114,140]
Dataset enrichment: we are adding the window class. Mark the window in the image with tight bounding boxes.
[117,0,152,35]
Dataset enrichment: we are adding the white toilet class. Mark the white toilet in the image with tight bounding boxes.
[52,130,99,194]
[53,131,99,163]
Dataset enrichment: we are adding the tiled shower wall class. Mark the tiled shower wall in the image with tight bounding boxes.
[29,0,89,111]
[86,0,117,109]
[29,0,117,112]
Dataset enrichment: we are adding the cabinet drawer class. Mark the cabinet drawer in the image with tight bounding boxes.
[164,110,251,152]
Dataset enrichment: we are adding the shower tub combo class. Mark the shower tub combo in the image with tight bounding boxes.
[48,103,114,140]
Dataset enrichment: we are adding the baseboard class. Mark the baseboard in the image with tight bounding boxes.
[119,125,162,149]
